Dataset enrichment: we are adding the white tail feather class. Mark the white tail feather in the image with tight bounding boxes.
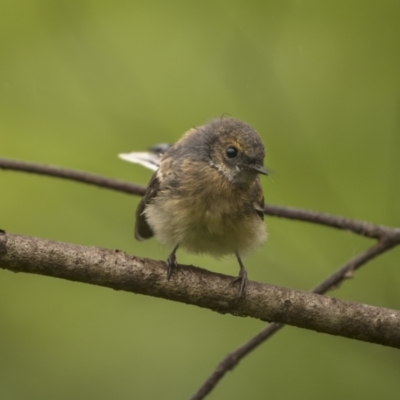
[118,152,160,171]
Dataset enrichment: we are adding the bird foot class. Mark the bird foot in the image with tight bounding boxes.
[230,268,248,299]
[166,252,178,280]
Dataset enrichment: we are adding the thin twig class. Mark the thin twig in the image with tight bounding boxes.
[190,238,400,400]
[311,237,400,294]
[190,324,283,400]
[0,157,146,195]
[263,204,392,240]
[0,157,396,240]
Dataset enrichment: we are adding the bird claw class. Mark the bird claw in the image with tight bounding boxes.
[230,269,248,299]
[166,252,178,280]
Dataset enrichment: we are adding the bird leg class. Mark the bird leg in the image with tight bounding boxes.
[166,245,179,279]
[230,253,248,298]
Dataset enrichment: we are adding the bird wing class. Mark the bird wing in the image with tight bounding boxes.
[120,144,173,240]
[253,178,265,220]
[134,171,161,240]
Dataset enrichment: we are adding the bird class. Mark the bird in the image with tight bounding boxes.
[119,117,268,297]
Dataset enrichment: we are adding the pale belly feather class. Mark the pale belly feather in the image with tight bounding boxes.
[145,193,267,257]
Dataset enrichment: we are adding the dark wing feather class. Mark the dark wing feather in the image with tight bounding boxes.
[134,171,161,240]
[253,178,265,220]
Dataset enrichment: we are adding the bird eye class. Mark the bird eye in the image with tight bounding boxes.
[226,146,238,158]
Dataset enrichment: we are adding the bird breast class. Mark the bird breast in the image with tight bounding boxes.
[144,160,266,256]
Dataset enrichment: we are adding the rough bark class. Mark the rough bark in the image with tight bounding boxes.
[1,231,399,349]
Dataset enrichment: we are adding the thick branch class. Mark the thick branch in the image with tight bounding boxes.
[0,231,399,349]
[0,157,397,240]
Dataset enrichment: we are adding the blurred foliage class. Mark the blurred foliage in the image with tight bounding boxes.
[1,1,400,399]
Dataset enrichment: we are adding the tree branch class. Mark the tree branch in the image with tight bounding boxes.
[262,204,394,240]
[0,157,396,240]
[0,157,146,195]
[2,156,400,399]
[0,231,399,350]
[190,238,400,400]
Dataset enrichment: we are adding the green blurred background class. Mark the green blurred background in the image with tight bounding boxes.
[1,1,400,399]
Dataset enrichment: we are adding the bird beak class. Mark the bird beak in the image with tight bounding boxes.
[250,164,269,175]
